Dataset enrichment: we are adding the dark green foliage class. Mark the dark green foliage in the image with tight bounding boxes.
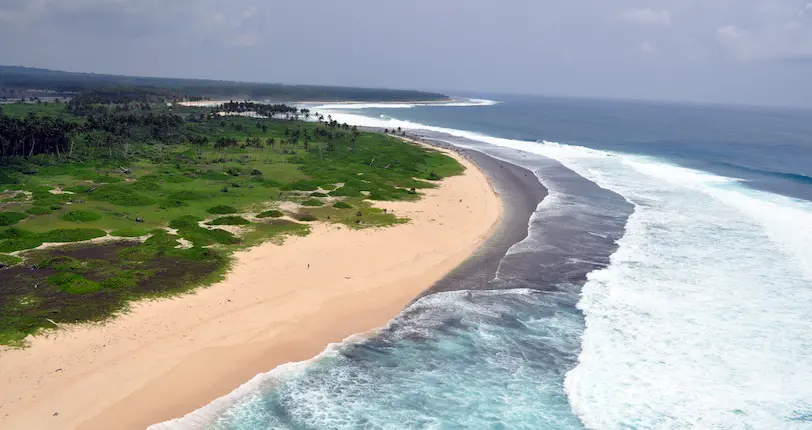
[250,168,263,176]
[294,212,317,222]
[25,206,53,215]
[40,228,106,243]
[310,192,328,197]
[332,201,352,209]
[206,205,239,214]
[256,210,284,218]
[60,210,102,222]
[167,190,207,201]
[168,215,203,229]
[0,228,42,252]
[301,199,324,207]
[0,212,28,226]
[89,185,155,206]
[283,181,319,191]
[427,171,442,181]
[226,167,243,177]
[41,255,84,271]
[207,216,250,226]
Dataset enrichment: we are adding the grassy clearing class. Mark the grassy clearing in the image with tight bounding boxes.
[0,103,464,345]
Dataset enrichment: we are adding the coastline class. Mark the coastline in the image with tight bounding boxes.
[0,142,502,430]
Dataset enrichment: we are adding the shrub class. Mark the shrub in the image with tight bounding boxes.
[301,199,324,207]
[226,167,243,177]
[47,273,101,294]
[250,168,263,176]
[167,191,207,201]
[26,206,53,215]
[0,237,43,252]
[427,172,442,181]
[101,275,138,289]
[294,212,317,222]
[310,192,328,198]
[332,201,352,209]
[60,210,102,222]
[206,205,238,215]
[169,215,203,230]
[40,228,106,243]
[41,256,84,271]
[0,212,28,226]
[207,216,250,226]
[256,210,284,218]
[90,186,154,206]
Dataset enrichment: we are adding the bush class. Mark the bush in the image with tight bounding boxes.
[167,191,207,201]
[206,205,239,215]
[226,167,243,177]
[332,201,352,209]
[250,169,263,176]
[47,273,101,294]
[168,215,203,230]
[310,192,328,198]
[41,256,84,271]
[101,275,138,289]
[301,199,324,207]
[40,228,106,243]
[26,206,53,215]
[60,210,102,222]
[256,210,284,218]
[294,212,317,222]
[207,216,250,226]
[427,172,442,181]
[0,237,43,252]
[90,186,154,206]
[0,212,28,226]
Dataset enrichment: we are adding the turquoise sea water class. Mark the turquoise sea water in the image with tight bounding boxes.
[154,96,812,429]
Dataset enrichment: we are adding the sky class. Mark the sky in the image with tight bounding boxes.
[1,0,811,107]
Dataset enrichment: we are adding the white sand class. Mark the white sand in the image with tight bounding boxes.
[0,148,502,430]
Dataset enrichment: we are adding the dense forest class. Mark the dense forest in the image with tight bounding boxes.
[0,66,449,102]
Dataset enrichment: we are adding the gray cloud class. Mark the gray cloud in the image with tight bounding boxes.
[621,8,672,26]
[0,0,810,107]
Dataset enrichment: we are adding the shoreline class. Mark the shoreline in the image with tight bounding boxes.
[0,142,502,430]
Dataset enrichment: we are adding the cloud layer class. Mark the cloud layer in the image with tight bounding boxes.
[0,0,810,106]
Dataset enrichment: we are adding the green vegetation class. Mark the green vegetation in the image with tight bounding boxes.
[0,212,27,226]
[0,97,463,346]
[207,216,250,226]
[0,66,449,102]
[206,205,239,215]
[257,210,284,218]
[301,199,325,207]
[60,210,102,222]
[0,254,22,266]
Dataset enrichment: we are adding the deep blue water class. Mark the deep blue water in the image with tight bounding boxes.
[155,96,812,429]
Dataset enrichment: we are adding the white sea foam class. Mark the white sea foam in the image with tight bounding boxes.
[309,108,812,427]
[155,105,812,429]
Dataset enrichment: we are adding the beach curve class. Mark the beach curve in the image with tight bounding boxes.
[0,143,502,430]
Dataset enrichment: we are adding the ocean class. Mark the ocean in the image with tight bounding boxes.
[153,95,812,429]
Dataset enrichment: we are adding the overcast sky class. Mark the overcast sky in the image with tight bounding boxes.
[1,0,811,107]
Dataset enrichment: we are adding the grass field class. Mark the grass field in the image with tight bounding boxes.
[0,102,464,346]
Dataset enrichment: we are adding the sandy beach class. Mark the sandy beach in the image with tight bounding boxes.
[0,145,502,430]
